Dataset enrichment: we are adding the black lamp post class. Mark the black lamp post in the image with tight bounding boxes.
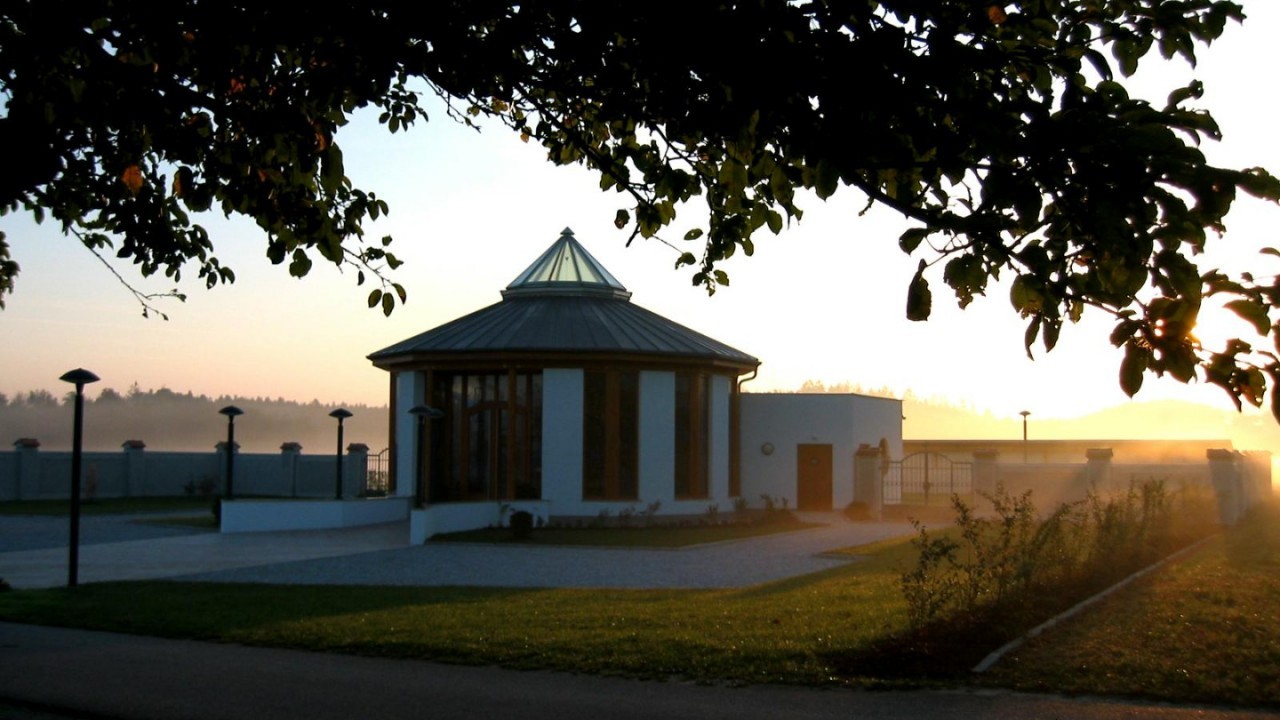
[329,408,353,500]
[408,405,444,507]
[1020,410,1031,463]
[218,406,244,500]
[59,368,99,588]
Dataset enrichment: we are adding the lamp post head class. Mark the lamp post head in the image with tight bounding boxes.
[59,368,100,388]
[329,408,353,421]
[408,405,444,420]
[1019,410,1031,419]
[219,405,245,419]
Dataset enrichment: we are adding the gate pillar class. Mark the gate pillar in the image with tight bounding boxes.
[854,444,883,520]
[973,449,1000,506]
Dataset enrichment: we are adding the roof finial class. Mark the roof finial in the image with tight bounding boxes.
[561,227,574,237]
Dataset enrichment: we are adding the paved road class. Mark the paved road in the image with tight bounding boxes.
[1,622,1274,720]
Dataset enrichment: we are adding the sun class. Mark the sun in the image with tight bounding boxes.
[1190,300,1269,353]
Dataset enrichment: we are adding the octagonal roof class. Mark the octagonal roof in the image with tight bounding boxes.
[369,228,757,371]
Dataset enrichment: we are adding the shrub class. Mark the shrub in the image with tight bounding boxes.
[509,510,534,539]
[900,479,1214,630]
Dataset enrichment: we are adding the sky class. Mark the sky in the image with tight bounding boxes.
[3,4,1280,426]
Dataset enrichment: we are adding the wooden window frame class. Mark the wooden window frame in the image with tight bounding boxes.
[582,369,639,501]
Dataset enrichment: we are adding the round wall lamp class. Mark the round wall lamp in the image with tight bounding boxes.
[760,442,775,456]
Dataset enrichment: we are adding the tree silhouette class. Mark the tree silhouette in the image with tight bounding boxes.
[2,2,1278,414]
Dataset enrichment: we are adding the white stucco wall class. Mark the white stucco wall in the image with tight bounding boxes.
[708,374,731,501]
[739,393,902,510]
[393,370,425,498]
[534,368,740,518]
[638,370,675,506]
[541,368,584,510]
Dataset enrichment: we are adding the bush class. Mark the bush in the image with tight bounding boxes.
[509,510,534,539]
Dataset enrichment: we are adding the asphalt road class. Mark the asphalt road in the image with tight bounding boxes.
[1,622,1275,720]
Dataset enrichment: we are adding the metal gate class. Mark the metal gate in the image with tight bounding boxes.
[363,447,391,496]
[883,452,972,506]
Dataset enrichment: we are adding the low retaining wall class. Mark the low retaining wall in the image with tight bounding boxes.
[220,496,412,534]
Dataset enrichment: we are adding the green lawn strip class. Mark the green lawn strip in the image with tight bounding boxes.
[432,519,822,548]
[0,496,213,516]
[981,500,1280,709]
[0,536,921,687]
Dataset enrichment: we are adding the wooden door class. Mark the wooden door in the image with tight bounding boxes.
[796,444,833,511]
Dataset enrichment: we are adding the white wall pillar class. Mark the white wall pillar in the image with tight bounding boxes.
[708,374,731,504]
[542,369,584,510]
[122,440,146,497]
[638,371,675,506]
[393,371,425,498]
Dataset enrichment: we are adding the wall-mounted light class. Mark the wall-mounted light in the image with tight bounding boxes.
[760,442,775,456]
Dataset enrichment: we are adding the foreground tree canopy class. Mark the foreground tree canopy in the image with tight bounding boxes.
[3,1,1280,415]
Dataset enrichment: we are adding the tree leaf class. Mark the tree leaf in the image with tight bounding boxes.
[899,228,930,254]
[814,159,839,200]
[1225,299,1270,336]
[906,261,932,321]
[288,250,312,278]
[1119,343,1148,397]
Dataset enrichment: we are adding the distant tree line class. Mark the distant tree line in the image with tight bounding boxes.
[0,385,388,453]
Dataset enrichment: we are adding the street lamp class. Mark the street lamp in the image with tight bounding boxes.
[329,408,353,500]
[408,405,444,507]
[1020,410,1031,463]
[59,368,99,588]
[218,406,244,501]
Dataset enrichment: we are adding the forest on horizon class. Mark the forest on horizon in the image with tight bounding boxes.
[0,385,386,454]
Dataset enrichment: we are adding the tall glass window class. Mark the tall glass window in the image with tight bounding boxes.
[582,369,640,500]
[674,372,709,499]
[427,371,542,503]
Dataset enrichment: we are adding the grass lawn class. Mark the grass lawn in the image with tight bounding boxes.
[0,501,1275,708]
[134,514,219,529]
[0,496,213,516]
[432,517,821,548]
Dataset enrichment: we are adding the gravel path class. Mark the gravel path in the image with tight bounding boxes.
[175,520,911,589]
[0,512,212,553]
[1,513,917,590]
